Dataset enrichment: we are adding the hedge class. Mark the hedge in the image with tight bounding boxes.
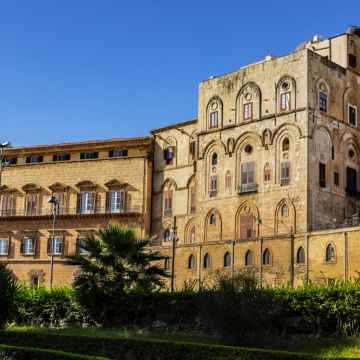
[0,331,320,359]
[0,344,108,360]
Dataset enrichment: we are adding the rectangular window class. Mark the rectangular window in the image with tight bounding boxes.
[78,192,94,214]
[109,149,128,158]
[80,151,98,160]
[53,192,66,215]
[21,238,35,256]
[348,104,357,127]
[108,191,124,213]
[189,141,196,159]
[190,187,196,213]
[346,166,357,196]
[0,239,9,256]
[240,214,254,239]
[209,111,218,128]
[26,155,43,164]
[319,91,327,112]
[1,194,13,216]
[280,92,291,111]
[210,176,217,197]
[241,162,256,192]
[319,162,326,188]
[48,236,63,256]
[77,238,89,256]
[334,172,339,187]
[349,54,357,68]
[164,190,173,217]
[281,162,291,186]
[164,146,174,165]
[243,103,253,120]
[53,153,71,162]
[25,193,38,216]
[3,157,17,166]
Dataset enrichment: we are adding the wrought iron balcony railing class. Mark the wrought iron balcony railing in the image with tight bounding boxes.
[0,206,141,218]
[237,183,258,194]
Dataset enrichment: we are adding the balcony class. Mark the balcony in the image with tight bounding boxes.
[0,206,141,219]
[237,183,258,194]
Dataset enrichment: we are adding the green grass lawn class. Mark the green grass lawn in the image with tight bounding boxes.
[6,325,360,358]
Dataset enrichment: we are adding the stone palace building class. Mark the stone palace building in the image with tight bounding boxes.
[1,26,360,288]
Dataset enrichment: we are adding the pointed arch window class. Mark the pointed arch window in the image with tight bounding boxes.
[281,204,289,217]
[245,250,253,266]
[188,255,196,269]
[189,226,196,244]
[296,247,305,264]
[209,211,216,225]
[211,153,218,166]
[264,163,271,183]
[318,83,328,113]
[225,171,232,191]
[210,111,218,128]
[163,228,172,243]
[262,248,271,265]
[223,252,231,267]
[326,244,335,263]
[203,253,211,269]
[282,138,290,151]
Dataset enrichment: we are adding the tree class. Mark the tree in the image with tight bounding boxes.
[66,225,168,325]
[0,263,18,329]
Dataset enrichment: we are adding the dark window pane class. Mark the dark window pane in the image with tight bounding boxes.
[80,152,99,160]
[53,153,71,162]
[109,149,128,158]
[346,167,357,196]
[319,162,326,188]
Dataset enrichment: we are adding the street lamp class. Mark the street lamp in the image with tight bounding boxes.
[0,142,11,186]
[48,195,59,288]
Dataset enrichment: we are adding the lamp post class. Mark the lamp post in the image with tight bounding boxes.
[170,216,177,292]
[48,195,59,288]
[0,142,11,186]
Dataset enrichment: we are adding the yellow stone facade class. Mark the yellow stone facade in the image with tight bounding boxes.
[1,27,360,288]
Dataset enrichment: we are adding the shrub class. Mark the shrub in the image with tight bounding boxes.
[0,263,18,329]
[0,344,108,360]
[14,286,93,327]
[0,331,317,359]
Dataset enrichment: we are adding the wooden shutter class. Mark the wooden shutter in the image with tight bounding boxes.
[240,214,253,239]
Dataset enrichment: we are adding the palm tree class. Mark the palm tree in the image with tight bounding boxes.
[66,225,168,324]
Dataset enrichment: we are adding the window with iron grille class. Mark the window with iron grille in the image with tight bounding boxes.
[280,162,291,186]
[80,151,98,160]
[0,239,9,256]
[319,162,326,188]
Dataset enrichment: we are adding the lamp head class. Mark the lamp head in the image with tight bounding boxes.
[48,196,58,205]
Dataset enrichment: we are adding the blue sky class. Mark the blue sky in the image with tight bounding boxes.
[1,1,359,146]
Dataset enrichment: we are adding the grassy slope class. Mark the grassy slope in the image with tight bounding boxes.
[6,326,360,358]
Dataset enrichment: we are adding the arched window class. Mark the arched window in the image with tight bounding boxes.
[326,244,335,263]
[189,226,196,244]
[209,211,216,225]
[282,138,290,151]
[245,250,253,266]
[188,255,196,269]
[262,248,271,265]
[211,153,218,166]
[281,204,289,217]
[163,228,171,243]
[203,253,211,269]
[296,247,305,264]
[224,252,231,267]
